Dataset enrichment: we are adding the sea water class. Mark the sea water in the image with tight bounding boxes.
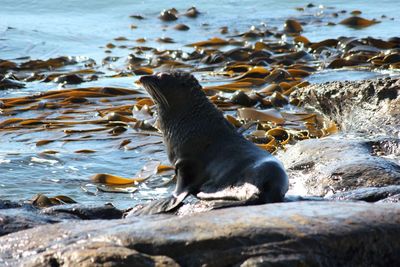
[0,0,399,208]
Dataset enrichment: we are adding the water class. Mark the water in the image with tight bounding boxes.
[1,0,399,61]
[308,69,400,83]
[0,0,399,208]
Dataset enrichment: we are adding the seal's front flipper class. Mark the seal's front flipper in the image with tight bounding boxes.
[132,158,203,216]
[133,192,188,216]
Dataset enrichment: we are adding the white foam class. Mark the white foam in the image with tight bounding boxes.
[31,157,58,165]
[0,157,11,164]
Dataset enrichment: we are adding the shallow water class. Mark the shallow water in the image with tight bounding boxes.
[0,0,399,208]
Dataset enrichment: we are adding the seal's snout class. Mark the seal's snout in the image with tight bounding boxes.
[138,75,155,85]
[156,72,171,80]
[139,73,172,85]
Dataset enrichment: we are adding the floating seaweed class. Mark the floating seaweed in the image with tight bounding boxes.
[3,4,398,202]
[31,194,77,208]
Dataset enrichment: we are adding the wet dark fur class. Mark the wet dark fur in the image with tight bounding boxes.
[136,72,288,215]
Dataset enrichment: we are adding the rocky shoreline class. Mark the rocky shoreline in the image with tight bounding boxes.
[1,77,399,266]
[2,201,400,267]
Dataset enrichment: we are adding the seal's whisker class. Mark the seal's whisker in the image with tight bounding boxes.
[151,85,167,107]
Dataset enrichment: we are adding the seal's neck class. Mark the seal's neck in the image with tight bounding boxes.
[157,89,227,140]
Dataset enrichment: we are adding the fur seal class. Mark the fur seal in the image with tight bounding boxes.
[136,72,288,215]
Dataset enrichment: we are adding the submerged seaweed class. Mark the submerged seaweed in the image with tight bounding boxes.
[0,3,398,207]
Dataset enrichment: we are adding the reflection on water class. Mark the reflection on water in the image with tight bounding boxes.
[1,0,399,61]
[0,138,170,208]
[0,0,399,208]
[308,69,400,83]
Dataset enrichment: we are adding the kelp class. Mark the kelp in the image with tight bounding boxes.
[339,16,379,28]
[3,4,398,201]
[91,173,146,185]
[284,19,303,34]
[188,37,229,47]
[31,193,77,208]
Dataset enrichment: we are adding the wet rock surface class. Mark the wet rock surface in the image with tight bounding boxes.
[0,75,25,89]
[293,77,400,137]
[0,206,60,237]
[280,137,400,196]
[0,202,123,236]
[284,77,400,199]
[328,185,400,202]
[53,74,85,84]
[1,201,399,266]
[41,203,123,220]
[1,77,400,266]
[0,199,21,209]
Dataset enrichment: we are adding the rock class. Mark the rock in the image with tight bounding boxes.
[53,74,85,84]
[0,207,61,237]
[185,7,200,18]
[279,137,400,196]
[1,201,56,236]
[0,200,21,209]
[0,202,123,236]
[159,9,178,21]
[173,24,190,31]
[41,203,123,219]
[284,19,303,33]
[286,78,400,197]
[292,77,400,137]
[1,201,399,266]
[24,244,178,267]
[368,138,400,158]
[230,91,257,106]
[328,185,400,202]
[377,193,400,203]
[0,75,25,89]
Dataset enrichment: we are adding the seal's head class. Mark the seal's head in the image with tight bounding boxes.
[139,72,203,110]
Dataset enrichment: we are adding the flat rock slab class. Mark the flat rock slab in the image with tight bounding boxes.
[0,208,61,237]
[1,201,399,266]
[0,203,123,237]
[280,137,400,196]
[328,185,400,202]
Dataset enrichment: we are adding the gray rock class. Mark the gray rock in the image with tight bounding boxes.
[0,202,123,236]
[280,137,400,196]
[41,203,123,220]
[368,138,400,159]
[0,75,25,89]
[328,185,400,202]
[292,77,400,137]
[377,193,400,203]
[23,244,179,267]
[1,201,399,266]
[0,200,21,209]
[53,74,84,84]
[0,208,61,237]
